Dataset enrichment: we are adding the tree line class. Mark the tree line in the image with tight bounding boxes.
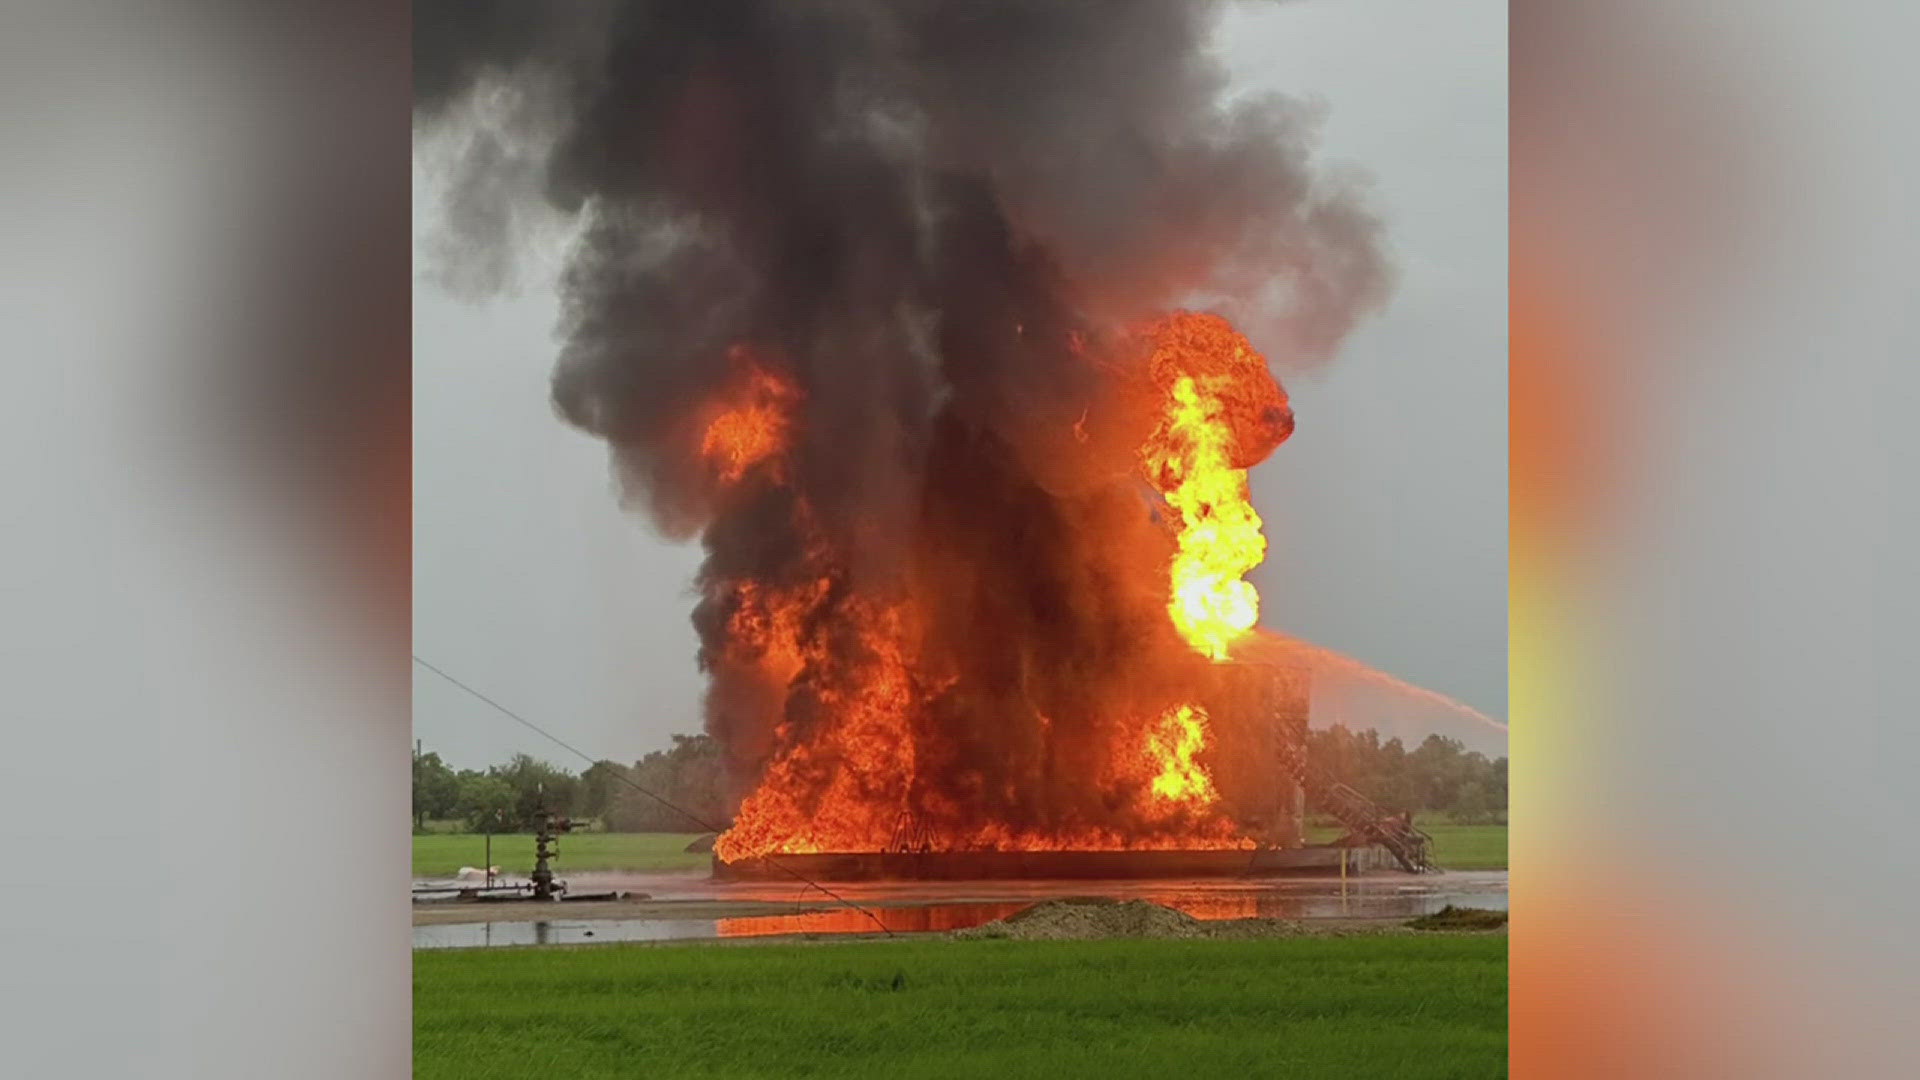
[414,726,1506,833]
[412,735,728,833]
[1305,727,1507,823]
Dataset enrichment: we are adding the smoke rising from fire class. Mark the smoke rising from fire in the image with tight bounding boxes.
[416,0,1390,855]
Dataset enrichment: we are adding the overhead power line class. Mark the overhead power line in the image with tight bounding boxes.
[412,653,893,936]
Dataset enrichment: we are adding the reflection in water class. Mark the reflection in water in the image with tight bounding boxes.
[413,918,721,949]
[708,896,1293,936]
[1165,894,1263,920]
[716,902,1030,938]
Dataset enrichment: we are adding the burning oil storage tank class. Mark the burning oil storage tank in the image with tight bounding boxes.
[1202,658,1310,848]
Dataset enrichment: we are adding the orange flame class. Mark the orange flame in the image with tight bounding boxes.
[1140,313,1288,661]
[1145,703,1219,806]
[701,351,800,484]
[711,590,920,863]
[712,314,1287,860]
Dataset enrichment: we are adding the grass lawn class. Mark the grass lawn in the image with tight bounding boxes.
[1417,824,1507,870]
[413,832,708,877]
[414,935,1506,1079]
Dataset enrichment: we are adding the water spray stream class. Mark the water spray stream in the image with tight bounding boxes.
[1256,630,1508,733]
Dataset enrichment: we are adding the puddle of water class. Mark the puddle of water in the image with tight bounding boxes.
[413,918,720,949]
[715,902,1031,938]
[414,882,1507,949]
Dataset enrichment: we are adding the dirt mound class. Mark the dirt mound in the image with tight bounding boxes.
[953,898,1410,941]
[1203,917,1312,939]
[955,898,1206,940]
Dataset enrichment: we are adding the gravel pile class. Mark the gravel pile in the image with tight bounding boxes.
[1204,916,1313,939]
[955,898,1207,940]
[952,898,1397,940]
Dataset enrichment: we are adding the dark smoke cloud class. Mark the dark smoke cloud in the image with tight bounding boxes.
[416,0,1389,838]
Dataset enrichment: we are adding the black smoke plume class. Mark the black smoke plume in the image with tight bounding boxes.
[415,0,1389,846]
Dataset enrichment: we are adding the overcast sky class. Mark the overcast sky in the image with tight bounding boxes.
[413,0,1507,771]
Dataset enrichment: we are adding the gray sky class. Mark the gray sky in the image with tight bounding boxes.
[412,0,1507,771]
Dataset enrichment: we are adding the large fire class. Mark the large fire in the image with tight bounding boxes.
[420,0,1396,869]
[1140,313,1291,661]
[709,312,1290,862]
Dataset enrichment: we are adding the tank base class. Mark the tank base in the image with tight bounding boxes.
[711,845,1397,882]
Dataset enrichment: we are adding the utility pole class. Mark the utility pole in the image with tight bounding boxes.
[412,738,423,832]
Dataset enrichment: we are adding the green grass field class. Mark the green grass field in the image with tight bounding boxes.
[412,832,708,877]
[415,935,1506,1079]
[1416,824,1508,870]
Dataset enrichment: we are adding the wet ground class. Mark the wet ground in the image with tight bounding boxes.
[412,869,1508,949]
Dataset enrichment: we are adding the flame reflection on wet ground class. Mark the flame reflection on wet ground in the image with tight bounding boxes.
[413,872,1507,949]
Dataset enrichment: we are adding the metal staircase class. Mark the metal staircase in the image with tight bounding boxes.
[885,808,935,854]
[1280,723,1436,873]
